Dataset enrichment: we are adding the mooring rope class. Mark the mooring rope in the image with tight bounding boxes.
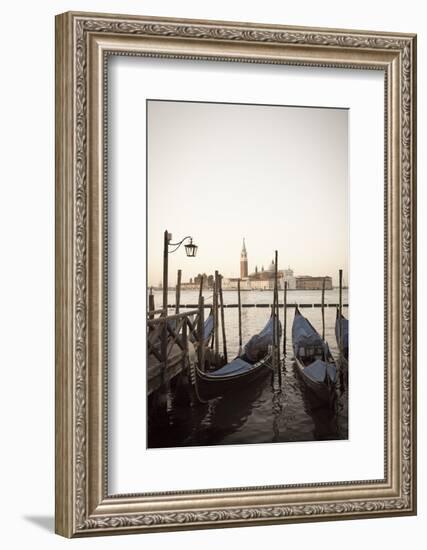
[189,356,210,404]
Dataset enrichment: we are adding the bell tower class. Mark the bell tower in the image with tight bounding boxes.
[240,238,248,278]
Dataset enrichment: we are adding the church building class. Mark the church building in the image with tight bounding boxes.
[223,239,293,290]
[222,239,330,291]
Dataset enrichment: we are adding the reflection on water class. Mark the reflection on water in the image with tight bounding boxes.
[147,289,348,449]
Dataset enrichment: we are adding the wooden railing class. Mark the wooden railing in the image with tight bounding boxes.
[147,309,200,367]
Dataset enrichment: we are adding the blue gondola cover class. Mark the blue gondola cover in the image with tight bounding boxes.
[244,317,279,362]
[208,358,254,377]
[292,312,326,354]
[203,313,214,340]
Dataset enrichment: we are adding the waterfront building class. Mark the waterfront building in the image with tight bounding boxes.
[295,275,333,290]
[222,277,239,290]
[194,273,214,289]
[180,281,199,290]
[222,277,251,290]
[249,278,275,290]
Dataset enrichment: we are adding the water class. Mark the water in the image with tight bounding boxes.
[148,288,348,448]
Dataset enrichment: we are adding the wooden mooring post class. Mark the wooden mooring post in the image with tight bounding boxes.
[214,270,219,357]
[219,274,228,363]
[175,269,182,315]
[237,278,242,353]
[198,295,205,372]
[338,269,343,356]
[283,281,287,356]
[321,277,326,341]
[181,314,188,375]
[272,250,280,372]
[148,288,155,320]
[276,252,280,367]
[198,275,203,301]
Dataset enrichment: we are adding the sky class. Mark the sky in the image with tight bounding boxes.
[147,100,348,287]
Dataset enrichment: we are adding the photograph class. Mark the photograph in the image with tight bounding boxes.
[53,9,416,538]
[147,99,349,448]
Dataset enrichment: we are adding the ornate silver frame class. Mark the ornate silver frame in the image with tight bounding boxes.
[55,11,417,537]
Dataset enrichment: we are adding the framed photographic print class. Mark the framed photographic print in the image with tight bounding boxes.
[55,12,417,537]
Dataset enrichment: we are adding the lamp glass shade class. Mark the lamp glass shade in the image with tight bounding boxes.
[184,243,198,257]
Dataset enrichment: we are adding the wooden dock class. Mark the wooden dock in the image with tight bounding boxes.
[147,301,221,396]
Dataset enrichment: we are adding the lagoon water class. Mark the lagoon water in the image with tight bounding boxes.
[148,288,348,448]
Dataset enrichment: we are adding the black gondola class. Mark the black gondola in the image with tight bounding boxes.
[292,307,336,404]
[195,315,279,399]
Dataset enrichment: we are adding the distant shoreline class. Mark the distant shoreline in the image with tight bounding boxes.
[149,287,349,292]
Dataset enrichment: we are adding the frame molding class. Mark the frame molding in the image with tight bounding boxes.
[55,11,416,537]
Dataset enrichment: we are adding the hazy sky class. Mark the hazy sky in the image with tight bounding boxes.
[147,100,348,286]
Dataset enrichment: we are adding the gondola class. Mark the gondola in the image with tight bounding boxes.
[292,307,336,404]
[195,315,279,399]
[335,308,349,367]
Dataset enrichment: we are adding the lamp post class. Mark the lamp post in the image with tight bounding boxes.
[162,230,198,316]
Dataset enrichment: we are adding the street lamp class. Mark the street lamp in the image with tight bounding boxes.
[162,230,198,316]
